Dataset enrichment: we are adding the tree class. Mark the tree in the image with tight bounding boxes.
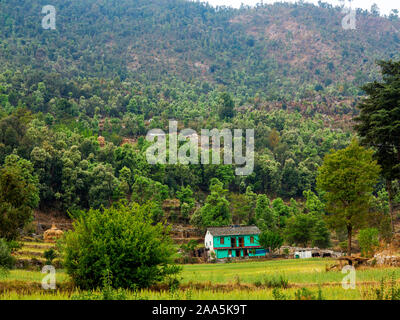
[62,202,180,290]
[243,186,257,225]
[316,140,381,255]
[255,194,276,230]
[285,214,315,247]
[259,230,283,255]
[303,190,324,215]
[271,198,290,228]
[218,92,235,120]
[358,228,379,258]
[311,219,331,249]
[88,163,121,209]
[355,60,400,233]
[131,175,169,205]
[180,239,198,263]
[0,239,15,273]
[0,154,39,240]
[176,185,195,219]
[194,178,231,228]
[370,3,380,17]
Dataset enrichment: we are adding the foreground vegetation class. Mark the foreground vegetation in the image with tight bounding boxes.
[1,258,400,300]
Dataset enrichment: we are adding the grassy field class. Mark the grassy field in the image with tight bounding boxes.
[0,258,399,300]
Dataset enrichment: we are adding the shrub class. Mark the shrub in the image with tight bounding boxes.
[259,231,283,254]
[363,274,400,300]
[358,228,379,257]
[72,270,128,300]
[0,239,15,273]
[6,240,22,253]
[263,275,289,289]
[62,202,180,290]
[294,287,324,300]
[272,288,287,300]
[44,248,57,265]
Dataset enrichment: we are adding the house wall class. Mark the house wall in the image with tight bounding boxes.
[204,231,213,250]
[213,234,260,248]
[211,234,266,259]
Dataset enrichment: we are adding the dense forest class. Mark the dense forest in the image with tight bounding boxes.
[0,0,399,249]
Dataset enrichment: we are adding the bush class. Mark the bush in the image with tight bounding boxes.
[263,275,289,289]
[294,287,324,300]
[259,231,283,254]
[358,228,379,257]
[363,274,400,300]
[72,270,129,300]
[272,288,287,300]
[6,240,22,253]
[62,202,180,290]
[0,239,15,272]
[44,248,57,265]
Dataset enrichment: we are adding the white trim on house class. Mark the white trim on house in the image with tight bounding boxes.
[204,230,214,257]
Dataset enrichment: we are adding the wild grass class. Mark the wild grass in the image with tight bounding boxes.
[0,258,399,300]
[180,258,400,286]
[0,270,69,283]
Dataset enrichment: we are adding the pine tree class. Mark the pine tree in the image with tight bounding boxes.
[355,60,400,233]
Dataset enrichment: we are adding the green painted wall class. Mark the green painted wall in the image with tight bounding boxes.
[215,248,267,258]
[213,235,260,248]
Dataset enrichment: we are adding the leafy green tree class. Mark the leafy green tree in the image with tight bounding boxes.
[131,175,169,205]
[358,228,379,257]
[0,239,15,273]
[285,214,315,247]
[62,202,180,290]
[0,154,39,240]
[176,185,195,219]
[88,163,121,209]
[243,186,257,225]
[118,166,131,196]
[255,194,276,230]
[271,198,290,228]
[311,219,331,248]
[368,188,393,242]
[303,190,325,215]
[218,92,235,120]
[259,230,283,254]
[316,140,381,255]
[194,178,231,228]
[180,239,198,263]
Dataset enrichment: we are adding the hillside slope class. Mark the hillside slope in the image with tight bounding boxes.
[0,0,399,102]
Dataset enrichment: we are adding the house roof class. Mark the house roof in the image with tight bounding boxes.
[207,225,261,236]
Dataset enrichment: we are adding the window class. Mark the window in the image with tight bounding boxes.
[250,236,254,244]
[220,237,225,245]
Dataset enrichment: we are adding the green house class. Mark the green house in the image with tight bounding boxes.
[204,226,267,260]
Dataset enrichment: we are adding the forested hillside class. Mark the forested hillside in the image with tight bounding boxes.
[0,1,398,244]
[1,0,400,102]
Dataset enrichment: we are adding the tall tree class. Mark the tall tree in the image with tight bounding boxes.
[355,60,400,233]
[218,92,235,120]
[0,154,39,240]
[194,178,231,228]
[316,140,381,255]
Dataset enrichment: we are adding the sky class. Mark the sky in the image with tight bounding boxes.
[204,0,400,16]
